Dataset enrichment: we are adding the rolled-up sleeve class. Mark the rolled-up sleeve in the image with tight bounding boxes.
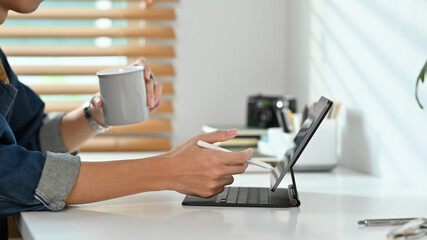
[35,151,80,211]
[39,112,68,153]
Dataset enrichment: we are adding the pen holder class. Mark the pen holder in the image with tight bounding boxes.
[264,118,338,171]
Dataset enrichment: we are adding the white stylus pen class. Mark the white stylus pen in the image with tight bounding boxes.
[197,140,274,170]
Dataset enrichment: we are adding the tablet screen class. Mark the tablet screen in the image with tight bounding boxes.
[270,96,333,191]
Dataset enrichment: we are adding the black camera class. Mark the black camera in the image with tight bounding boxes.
[247,95,297,132]
[247,95,284,128]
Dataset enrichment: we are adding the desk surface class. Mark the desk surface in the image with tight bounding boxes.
[17,152,427,240]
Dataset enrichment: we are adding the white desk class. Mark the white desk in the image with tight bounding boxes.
[16,152,427,240]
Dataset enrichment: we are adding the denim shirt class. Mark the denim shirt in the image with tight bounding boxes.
[0,48,81,220]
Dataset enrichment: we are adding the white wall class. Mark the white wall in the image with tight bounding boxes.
[286,0,427,189]
[173,0,287,145]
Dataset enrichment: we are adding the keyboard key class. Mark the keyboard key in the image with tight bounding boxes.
[248,188,259,204]
[259,188,270,204]
[226,187,239,204]
[237,187,249,204]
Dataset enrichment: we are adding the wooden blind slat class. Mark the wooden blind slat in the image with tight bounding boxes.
[2,46,175,57]
[30,83,174,95]
[104,119,172,135]
[14,65,175,76]
[81,136,171,151]
[44,101,173,114]
[8,8,176,20]
[43,0,178,2]
[0,26,175,39]
[33,84,99,95]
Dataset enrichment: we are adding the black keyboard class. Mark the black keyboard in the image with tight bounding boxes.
[182,186,299,208]
[215,187,270,205]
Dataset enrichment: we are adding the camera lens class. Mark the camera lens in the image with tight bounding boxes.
[257,109,273,127]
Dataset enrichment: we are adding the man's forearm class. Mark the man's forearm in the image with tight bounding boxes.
[65,154,172,204]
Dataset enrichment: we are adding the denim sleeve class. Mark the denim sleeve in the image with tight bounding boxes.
[0,141,80,217]
[39,112,68,153]
[0,142,47,217]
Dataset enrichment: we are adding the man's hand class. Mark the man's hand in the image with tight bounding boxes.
[163,130,253,198]
[131,58,163,113]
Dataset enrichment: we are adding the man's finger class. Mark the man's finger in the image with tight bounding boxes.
[153,82,162,102]
[222,163,248,175]
[220,149,253,165]
[217,175,234,187]
[90,93,103,108]
[144,66,152,80]
[149,96,162,113]
[197,129,238,144]
[145,77,155,107]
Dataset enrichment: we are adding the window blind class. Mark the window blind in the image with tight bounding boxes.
[0,0,178,151]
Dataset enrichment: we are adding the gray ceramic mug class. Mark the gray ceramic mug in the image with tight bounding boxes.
[97,66,149,126]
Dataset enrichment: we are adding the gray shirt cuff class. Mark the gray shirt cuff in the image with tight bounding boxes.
[34,152,81,211]
[39,112,68,153]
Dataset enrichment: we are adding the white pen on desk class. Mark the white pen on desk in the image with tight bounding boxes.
[196,140,274,170]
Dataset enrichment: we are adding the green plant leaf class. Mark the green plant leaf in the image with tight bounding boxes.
[415,61,427,109]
